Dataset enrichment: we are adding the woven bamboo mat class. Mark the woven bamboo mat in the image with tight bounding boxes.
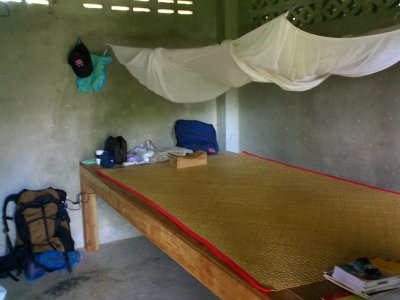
[98,152,400,291]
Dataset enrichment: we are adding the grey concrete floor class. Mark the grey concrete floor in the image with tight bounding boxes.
[1,236,218,300]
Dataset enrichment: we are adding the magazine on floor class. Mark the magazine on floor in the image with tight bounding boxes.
[324,272,400,299]
[332,257,400,291]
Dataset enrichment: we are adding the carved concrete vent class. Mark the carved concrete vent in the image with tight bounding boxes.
[252,0,400,28]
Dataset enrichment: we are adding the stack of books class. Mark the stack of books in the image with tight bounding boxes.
[324,257,400,299]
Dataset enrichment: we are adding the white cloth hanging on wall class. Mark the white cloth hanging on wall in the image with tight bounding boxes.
[110,13,400,103]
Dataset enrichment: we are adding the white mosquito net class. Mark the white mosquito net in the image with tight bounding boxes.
[110,13,400,103]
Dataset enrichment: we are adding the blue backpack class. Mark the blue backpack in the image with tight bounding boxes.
[174,120,219,154]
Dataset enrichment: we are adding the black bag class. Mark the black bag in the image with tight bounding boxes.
[104,136,127,164]
[1,188,75,280]
[0,253,20,281]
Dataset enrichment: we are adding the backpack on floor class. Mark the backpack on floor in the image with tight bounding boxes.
[1,188,76,280]
[174,120,219,155]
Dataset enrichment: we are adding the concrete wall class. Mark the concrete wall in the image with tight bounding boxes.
[239,63,400,192]
[0,0,219,252]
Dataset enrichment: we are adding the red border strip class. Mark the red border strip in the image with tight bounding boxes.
[96,169,272,293]
[243,151,400,196]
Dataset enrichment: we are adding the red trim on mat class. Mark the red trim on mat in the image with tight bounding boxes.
[243,151,400,196]
[96,169,272,294]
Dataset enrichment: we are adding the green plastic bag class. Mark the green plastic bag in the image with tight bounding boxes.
[77,54,112,93]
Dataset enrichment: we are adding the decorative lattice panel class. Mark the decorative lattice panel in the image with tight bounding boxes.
[251,0,400,28]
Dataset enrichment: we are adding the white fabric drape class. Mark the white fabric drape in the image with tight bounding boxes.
[110,13,400,103]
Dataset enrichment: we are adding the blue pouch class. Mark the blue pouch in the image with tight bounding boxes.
[174,120,219,154]
[25,261,46,281]
[36,250,81,271]
[25,250,81,281]
[100,150,114,168]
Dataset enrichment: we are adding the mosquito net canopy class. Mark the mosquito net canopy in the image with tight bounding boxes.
[110,13,400,103]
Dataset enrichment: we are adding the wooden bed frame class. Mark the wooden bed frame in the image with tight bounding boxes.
[80,163,344,300]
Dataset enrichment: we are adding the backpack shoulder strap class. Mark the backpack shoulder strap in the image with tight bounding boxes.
[2,193,20,251]
[3,194,18,226]
[52,188,66,202]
